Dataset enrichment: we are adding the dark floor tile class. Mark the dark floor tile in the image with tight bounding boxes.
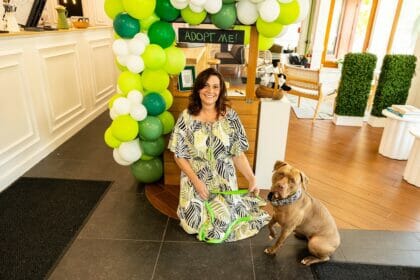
[164,218,201,242]
[25,158,86,179]
[339,229,420,250]
[252,244,314,280]
[250,226,307,246]
[48,238,160,280]
[79,191,168,240]
[153,242,254,280]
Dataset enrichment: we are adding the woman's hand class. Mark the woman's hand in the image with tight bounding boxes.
[248,176,260,196]
[193,179,209,200]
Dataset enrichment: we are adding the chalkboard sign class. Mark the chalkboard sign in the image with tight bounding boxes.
[178,28,244,45]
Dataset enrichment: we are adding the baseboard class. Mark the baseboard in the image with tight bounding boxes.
[0,105,108,193]
[367,115,386,127]
[333,114,364,126]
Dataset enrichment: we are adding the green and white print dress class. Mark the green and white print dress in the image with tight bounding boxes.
[168,108,270,242]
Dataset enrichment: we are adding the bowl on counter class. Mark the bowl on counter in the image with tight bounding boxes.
[71,17,89,29]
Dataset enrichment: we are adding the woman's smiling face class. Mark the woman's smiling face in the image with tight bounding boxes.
[199,75,220,107]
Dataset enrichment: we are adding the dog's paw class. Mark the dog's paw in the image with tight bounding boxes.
[268,234,276,240]
[264,247,277,255]
[301,256,330,266]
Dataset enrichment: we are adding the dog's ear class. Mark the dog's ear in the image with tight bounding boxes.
[273,160,287,171]
[300,172,309,190]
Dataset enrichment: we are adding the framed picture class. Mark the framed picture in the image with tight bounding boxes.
[178,66,195,91]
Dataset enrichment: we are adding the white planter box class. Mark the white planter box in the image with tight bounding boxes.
[333,114,364,126]
[367,115,386,127]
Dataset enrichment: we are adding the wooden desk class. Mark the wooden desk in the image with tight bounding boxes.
[179,46,207,74]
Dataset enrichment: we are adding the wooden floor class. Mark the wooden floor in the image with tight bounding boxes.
[146,113,420,232]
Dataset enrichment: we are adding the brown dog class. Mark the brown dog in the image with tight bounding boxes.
[264,160,340,265]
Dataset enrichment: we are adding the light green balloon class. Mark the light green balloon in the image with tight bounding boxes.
[140,153,154,160]
[140,13,160,31]
[142,44,166,70]
[157,111,175,134]
[258,34,274,51]
[159,89,173,110]
[108,93,126,109]
[256,17,284,38]
[141,69,169,92]
[181,6,207,25]
[163,46,186,74]
[118,71,143,93]
[122,0,156,20]
[104,127,121,148]
[111,115,139,141]
[233,25,250,45]
[277,0,300,25]
[104,0,125,20]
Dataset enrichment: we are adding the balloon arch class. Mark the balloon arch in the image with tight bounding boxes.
[104,0,309,183]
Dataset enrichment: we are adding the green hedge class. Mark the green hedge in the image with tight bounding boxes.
[371,54,417,117]
[334,53,377,116]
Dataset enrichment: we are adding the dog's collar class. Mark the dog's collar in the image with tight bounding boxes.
[268,188,302,207]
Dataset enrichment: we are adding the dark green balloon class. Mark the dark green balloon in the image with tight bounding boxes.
[140,136,165,157]
[222,0,236,3]
[211,4,236,30]
[155,0,180,22]
[130,158,163,183]
[143,93,166,116]
[148,21,175,48]
[113,12,140,39]
[138,116,163,141]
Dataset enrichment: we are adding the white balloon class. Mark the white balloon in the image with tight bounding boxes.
[116,54,128,66]
[237,0,259,25]
[296,0,310,22]
[110,107,118,120]
[258,0,280,23]
[113,148,133,166]
[126,55,144,73]
[249,0,265,3]
[170,0,188,10]
[189,3,204,13]
[278,0,293,3]
[127,90,143,105]
[128,37,146,56]
[129,104,148,121]
[112,39,129,56]
[134,32,150,46]
[204,0,222,14]
[113,97,131,115]
[118,139,142,162]
[190,0,206,6]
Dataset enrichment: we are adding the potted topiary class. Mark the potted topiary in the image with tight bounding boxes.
[368,54,417,127]
[333,53,377,126]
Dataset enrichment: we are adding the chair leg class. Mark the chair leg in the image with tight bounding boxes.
[313,100,322,121]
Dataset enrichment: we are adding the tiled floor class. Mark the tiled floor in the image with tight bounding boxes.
[23,111,420,279]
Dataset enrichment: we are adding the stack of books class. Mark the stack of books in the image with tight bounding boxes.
[386,104,420,118]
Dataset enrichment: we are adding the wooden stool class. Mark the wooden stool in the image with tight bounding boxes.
[207,58,220,69]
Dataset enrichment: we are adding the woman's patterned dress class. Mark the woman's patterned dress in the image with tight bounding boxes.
[168,108,270,242]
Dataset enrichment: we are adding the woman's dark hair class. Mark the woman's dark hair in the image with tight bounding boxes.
[188,67,230,116]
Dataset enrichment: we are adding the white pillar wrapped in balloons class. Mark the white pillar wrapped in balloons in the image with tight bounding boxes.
[103,0,308,184]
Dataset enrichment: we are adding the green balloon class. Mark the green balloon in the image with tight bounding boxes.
[155,0,180,22]
[142,44,166,69]
[256,17,284,38]
[104,0,125,20]
[140,153,154,160]
[104,127,121,148]
[141,69,169,92]
[181,6,207,25]
[159,89,173,110]
[211,4,236,30]
[277,0,300,25]
[130,157,163,183]
[140,13,160,31]
[222,0,235,3]
[142,93,166,116]
[140,136,165,156]
[157,111,175,134]
[122,0,156,20]
[148,21,176,48]
[163,46,186,74]
[138,116,163,141]
[111,115,139,141]
[258,34,274,51]
[113,12,140,39]
[118,71,143,93]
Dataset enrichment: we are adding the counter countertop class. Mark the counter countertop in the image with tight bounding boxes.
[0,26,112,38]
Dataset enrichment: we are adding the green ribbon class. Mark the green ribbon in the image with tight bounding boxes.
[198,189,262,244]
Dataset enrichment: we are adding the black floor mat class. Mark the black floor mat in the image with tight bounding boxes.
[0,177,111,280]
[311,261,420,280]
